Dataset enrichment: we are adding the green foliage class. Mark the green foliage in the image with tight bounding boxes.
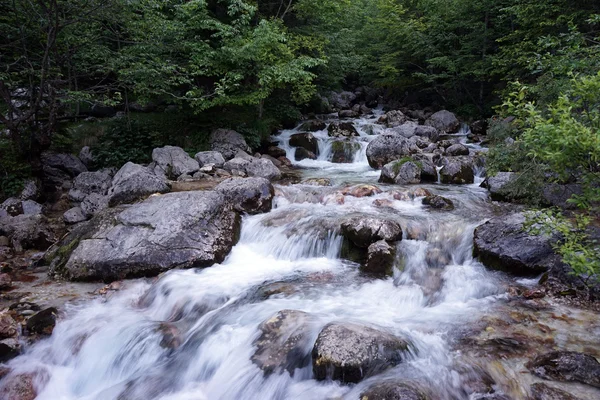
[0,138,31,199]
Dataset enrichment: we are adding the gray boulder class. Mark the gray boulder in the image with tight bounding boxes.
[328,91,356,110]
[341,216,403,248]
[108,162,170,206]
[21,200,43,215]
[367,135,412,169]
[289,133,319,154]
[194,151,225,168]
[339,109,359,118]
[152,146,199,178]
[69,170,112,202]
[81,193,109,217]
[79,146,94,167]
[40,152,87,177]
[425,110,460,133]
[48,191,241,281]
[439,157,474,184]
[209,129,251,160]
[328,122,359,138]
[63,207,87,224]
[378,110,408,128]
[312,322,412,383]
[216,177,274,214]
[0,214,55,253]
[252,310,317,376]
[445,143,470,156]
[414,125,440,142]
[223,157,250,174]
[19,180,40,201]
[481,172,518,202]
[245,158,281,181]
[473,213,561,276]
[528,351,600,388]
[380,160,422,185]
[365,240,396,274]
[542,183,584,209]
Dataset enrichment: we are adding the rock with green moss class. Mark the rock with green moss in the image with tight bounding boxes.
[380,159,422,185]
[331,141,361,163]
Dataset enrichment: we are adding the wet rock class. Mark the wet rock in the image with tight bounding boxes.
[302,178,331,187]
[312,322,411,383]
[0,214,55,253]
[195,151,225,168]
[339,109,359,118]
[81,193,109,217]
[289,133,319,154]
[341,216,402,248]
[367,135,412,169]
[470,120,488,135]
[0,338,21,362]
[0,312,17,339]
[266,146,287,159]
[40,152,87,178]
[216,177,274,215]
[360,381,429,400]
[341,184,382,198]
[529,382,582,400]
[151,146,199,178]
[378,110,408,128]
[1,198,23,216]
[19,180,40,201]
[252,310,317,376]
[365,240,396,274]
[422,195,454,210]
[380,160,422,185]
[26,307,58,335]
[439,157,474,184]
[295,148,317,161]
[425,110,460,133]
[209,129,252,160]
[481,172,517,201]
[412,156,438,182]
[48,191,241,282]
[245,158,282,181]
[328,122,359,138]
[445,143,470,156]
[158,322,182,349]
[300,120,327,132]
[528,351,600,388]
[69,170,112,201]
[473,213,561,276]
[0,371,46,400]
[107,162,170,206]
[331,140,360,163]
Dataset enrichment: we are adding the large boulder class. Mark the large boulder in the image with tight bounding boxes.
[312,322,412,383]
[216,177,274,214]
[445,143,470,156]
[251,310,317,376]
[48,191,241,281]
[151,146,199,178]
[300,120,327,132]
[328,91,357,110]
[331,141,360,163]
[380,160,422,185]
[425,110,460,133]
[365,240,396,274]
[481,172,517,201]
[439,157,474,184]
[289,133,319,154]
[107,162,170,206]
[0,214,55,253]
[542,183,584,209]
[69,170,112,202]
[473,213,561,276]
[328,122,359,138]
[360,381,430,400]
[390,121,419,138]
[367,135,412,169]
[528,351,600,388]
[245,158,281,181]
[40,152,87,178]
[209,129,251,160]
[414,125,440,142]
[378,110,408,128]
[194,151,225,168]
[341,216,402,248]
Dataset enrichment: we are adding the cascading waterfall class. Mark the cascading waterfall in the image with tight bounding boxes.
[6,112,581,400]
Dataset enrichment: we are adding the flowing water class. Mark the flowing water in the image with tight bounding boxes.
[4,113,600,400]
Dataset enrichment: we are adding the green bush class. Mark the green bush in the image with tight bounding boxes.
[0,138,31,199]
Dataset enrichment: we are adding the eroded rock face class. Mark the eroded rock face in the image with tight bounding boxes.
[152,146,199,178]
[360,381,430,400]
[216,177,274,215]
[252,310,317,376]
[48,191,241,281]
[312,322,412,383]
[195,151,225,168]
[108,162,170,206]
[341,216,402,248]
[439,157,474,184]
[367,135,412,169]
[365,240,396,274]
[473,213,561,276]
[380,160,422,185]
[209,129,251,160]
[528,351,600,388]
[290,133,319,154]
[425,110,460,133]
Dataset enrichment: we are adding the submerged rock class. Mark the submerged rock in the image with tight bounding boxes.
[252,310,317,376]
[341,216,402,248]
[473,213,561,276]
[48,191,241,281]
[216,177,274,215]
[528,351,600,388]
[312,322,412,383]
